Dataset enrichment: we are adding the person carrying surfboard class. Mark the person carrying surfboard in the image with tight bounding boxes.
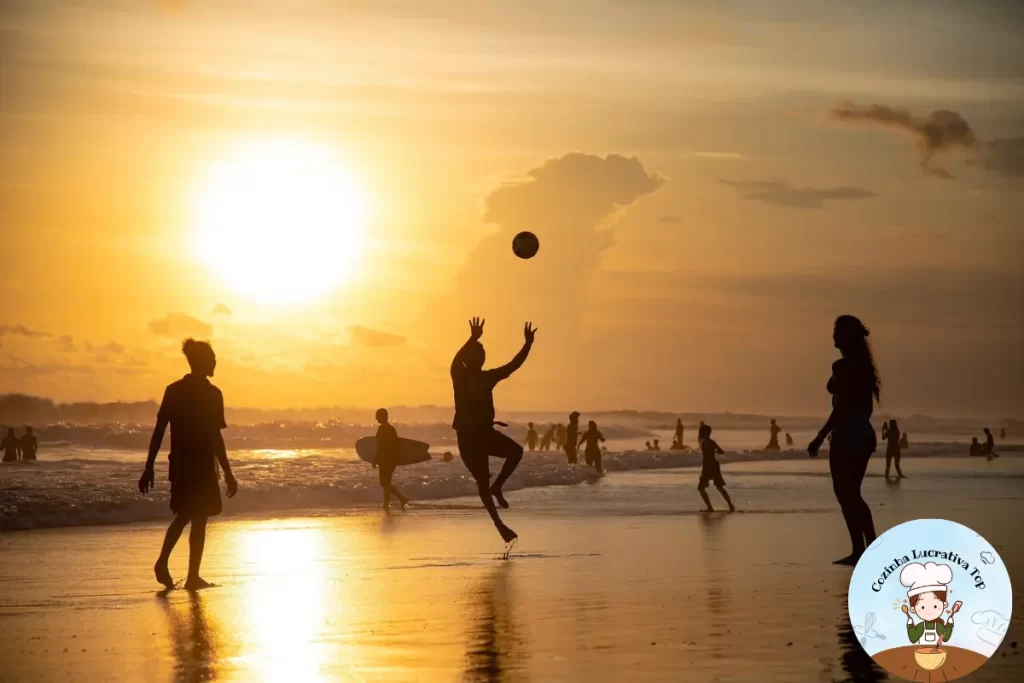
[451,317,536,544]
[373,408,409,511]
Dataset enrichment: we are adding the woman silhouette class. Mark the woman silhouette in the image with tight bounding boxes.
[881,418,904,479]
[808,315,880,566]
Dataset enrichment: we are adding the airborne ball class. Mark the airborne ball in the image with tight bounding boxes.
[512,231,540,259]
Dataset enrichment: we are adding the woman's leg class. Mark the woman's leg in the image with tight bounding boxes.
[884,452,892,478]
[851,450,876,546]
[830,450,863,557]
[894,448,904,477]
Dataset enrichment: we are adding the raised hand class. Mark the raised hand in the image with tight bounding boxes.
[469,317,485,341]
[524,322,537,344]
[138,464,155,495]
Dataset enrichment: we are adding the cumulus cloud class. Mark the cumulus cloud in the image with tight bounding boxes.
[147,313,212,339]
[348,325,406,348]
[973,137,1024,178]
[212,303,233,316]
[719,179,877,209]
[830,102,978,178]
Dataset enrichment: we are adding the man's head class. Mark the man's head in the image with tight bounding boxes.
[375,408,390,424]
[24,427,32,435]
[910,590,947,621]
[528,422,534,428]
[182,338,216,377]
[462,340,485,371]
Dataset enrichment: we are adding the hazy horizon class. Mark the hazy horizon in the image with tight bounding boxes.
[2,1,1022,417]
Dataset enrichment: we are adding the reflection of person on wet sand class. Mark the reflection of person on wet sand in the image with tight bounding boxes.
[159,591,220,682]
[464,565,518,682]
[808,315,879,566]
[139,339,238,591]
[578,420,606,474]
[697,424,735,513]
[451,317,535,544]
[373,408,409,511]
[523,422,538,452]
[882,418,905,479]
[765,419,782,450]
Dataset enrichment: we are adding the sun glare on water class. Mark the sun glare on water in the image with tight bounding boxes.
[193,140,370,305]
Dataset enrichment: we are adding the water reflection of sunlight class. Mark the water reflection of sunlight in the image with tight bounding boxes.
[237,521,339,682]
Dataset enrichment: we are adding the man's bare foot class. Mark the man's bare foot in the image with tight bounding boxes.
[183,577,215,591]
[497,524,517,544]
[154,561,174,590]
[490,486,509,509]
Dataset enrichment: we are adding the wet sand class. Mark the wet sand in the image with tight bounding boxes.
[1,460,1023,682]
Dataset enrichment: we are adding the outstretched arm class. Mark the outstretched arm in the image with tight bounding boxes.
[491,323,537,381]
[451,317,485,376]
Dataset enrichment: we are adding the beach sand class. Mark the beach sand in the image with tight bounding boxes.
[1,458,1023,682]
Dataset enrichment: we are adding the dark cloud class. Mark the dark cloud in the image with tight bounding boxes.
[719,179,877,209]
[660,215,683,224]
[973,137,1024,178]
[0,325,47,338]
[348,325,406,348]
[212,303,233,316]
[147,313,212,339]
[830,102,978,178]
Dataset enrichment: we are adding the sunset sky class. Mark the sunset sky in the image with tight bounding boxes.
[1,1,1021,416]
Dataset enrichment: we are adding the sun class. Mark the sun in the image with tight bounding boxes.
[193,139,370,305]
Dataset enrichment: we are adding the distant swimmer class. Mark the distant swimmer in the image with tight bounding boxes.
[882,419,905,479]
[578,420,606,474]
[785,432,794,447]
[20,427,37,461]
[652,439,661,451]
[697,423,735,513]
[539,425,555,451]
[1000,427,1006,440]
[765,419,782,451]
[644,441,652,451]
[808,315,880,566]
[670,438,685,450]
[451,317,535,545]
[523,422,539,452]
[555,423,566,450]
[675,419,684,447]
[564,412,580,466]
[899,432,909,449]
[2,428,19,462]
[373,408,409,511]
[969,438,983,457]
[139,339,238,591]
[982,428,998,459]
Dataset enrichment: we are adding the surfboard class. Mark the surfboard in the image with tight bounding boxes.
[355,436,432,466]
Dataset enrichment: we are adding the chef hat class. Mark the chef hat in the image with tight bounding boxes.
[900,562,953,599]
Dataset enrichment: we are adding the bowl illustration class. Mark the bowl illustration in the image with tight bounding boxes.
[915,647,947,670]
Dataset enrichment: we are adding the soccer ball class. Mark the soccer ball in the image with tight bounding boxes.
[512,231,539,259]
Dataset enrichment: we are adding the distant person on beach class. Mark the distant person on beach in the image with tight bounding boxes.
[644,441,652,450]
[969,438,983,457]
[2,428,19,462]
[451,317,535,545]
[670,438,684,450]
[675,419,684,446]
[555,423,566,450]
[565,412,580,466]
[139,339,237,591]
[523,423,538,451]
[881,419,904,479]
[808,315,879,566]
[765,419,782,450]
[373,408,409,511]
[652,439,661,451]
[900,432,909,449]
[20,427,37,461]
[982,428,998,458]
[578,420,606,474]
[539,425,555,451]
[785,432,793,447]
[1000,427,1006,440]
[697,423,735,513]
[697,421,707,446]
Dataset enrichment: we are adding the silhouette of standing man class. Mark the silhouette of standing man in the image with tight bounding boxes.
[451,317,535,544]
[139,339,237,590]
[20,427,37,461]
[2,428,20,462]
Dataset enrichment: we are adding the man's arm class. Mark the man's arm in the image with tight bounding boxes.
[491,323,537,381]
[139,415,169,494]
[452,317,485,376]
[214,391,237,497]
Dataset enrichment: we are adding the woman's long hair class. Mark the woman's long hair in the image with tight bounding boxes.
[835,315,881,404]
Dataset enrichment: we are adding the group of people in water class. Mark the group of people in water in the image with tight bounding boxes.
[1,426,37,462]
[523,417,607,472]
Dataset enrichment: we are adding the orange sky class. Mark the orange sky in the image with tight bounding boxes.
[1,1,1022,416]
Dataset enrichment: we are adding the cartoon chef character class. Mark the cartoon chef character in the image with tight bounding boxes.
[899,562,963,645]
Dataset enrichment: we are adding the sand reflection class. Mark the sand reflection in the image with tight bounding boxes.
[159,592,221,683]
